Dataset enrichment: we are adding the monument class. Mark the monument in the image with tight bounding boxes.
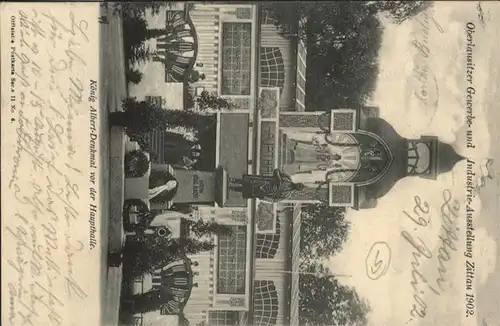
[124,157,229,223]
[157,165,229,208]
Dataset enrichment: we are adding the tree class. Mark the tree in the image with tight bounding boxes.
[181,238,216,255]
[122,15,157,48]
[124,150,150,178]
[300,204,350,264]
[305,2,383,109]
[183,219,233,238]
[109,97,167,134]
[102,1,164,19]
[128,44,158,65]
[196,91,231,111]
[129,132,152,151]
[299,263,371,326]
[264,1,430,38]
[126,68,144,85]
[122,14,164,64]
[109,97,212,137]
[261,2,314,39]
[365,1,432,24]
[263,1,430,110]
[122,236,181,279]
[108,252,122,268]
[132,287,172,314]
[161,109,214,134]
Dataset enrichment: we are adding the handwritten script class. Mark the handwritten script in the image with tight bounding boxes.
[405,11,444,123]
[2,4,99,326]
[365,241,391,280]
[401,190,461,322]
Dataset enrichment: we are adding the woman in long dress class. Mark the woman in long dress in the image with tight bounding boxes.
[149,169,180,204]
[149,180,178,201]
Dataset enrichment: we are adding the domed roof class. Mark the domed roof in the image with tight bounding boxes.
[358,117,408,199]
[437,141,466,174]
[358,118,465,201]
[159,255,194,315]
[362,117,408,158]
[162,10,199,83]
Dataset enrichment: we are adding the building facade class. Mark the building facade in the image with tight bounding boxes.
[131,3,307,326]
[131,3,464,326]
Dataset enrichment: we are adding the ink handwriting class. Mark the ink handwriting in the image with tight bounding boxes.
[402,190,460,322]
[365,241,391,280]
[5,7,91,326]
[406,11,444,123]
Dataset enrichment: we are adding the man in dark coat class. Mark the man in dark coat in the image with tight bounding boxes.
[231,169,305,202]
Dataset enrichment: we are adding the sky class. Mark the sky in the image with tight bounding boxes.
[328,2,500,326]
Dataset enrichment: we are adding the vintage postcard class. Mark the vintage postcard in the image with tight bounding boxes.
[1,1,500,326]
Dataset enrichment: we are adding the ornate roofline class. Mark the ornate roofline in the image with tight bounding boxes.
[162,7,199,83]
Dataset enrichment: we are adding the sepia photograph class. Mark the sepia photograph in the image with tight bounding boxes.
[97,1,500,326]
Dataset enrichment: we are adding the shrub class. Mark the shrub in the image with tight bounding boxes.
[129,132,151,151]
[126,68,143,85]
[109,97,168,133]
[122,237,181,279]
[182,219,233,237]
[124,150,150,178]
[197,91,231,111]
[109,97,210,134]
[122,15,163,65]
[123,198,150,232]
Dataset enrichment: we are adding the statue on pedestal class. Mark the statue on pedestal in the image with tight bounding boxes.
[231,169,305,202]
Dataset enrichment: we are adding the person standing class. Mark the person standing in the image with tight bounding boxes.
[231,169,305,202]
[188,70,206,83]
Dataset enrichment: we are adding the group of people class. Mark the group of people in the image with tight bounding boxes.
[161,131,203,170]
[188,62,206,83]
[159,258,200,291]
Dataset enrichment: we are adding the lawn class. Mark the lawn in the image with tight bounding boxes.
[100,5,128,326]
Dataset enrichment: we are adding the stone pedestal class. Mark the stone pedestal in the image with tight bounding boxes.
[124,152,152,213]
[124,177,150,202]
[172,166,228,207]
[124,158,229,211]
[145,164,228,210]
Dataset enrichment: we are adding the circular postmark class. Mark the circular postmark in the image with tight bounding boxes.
[365,241,391,280]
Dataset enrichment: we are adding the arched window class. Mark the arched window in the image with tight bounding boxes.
[255,218,280,259]
[407,140,431,175]
[253,281,279,326]
[156,10,198,83]
[259,48,285,91]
